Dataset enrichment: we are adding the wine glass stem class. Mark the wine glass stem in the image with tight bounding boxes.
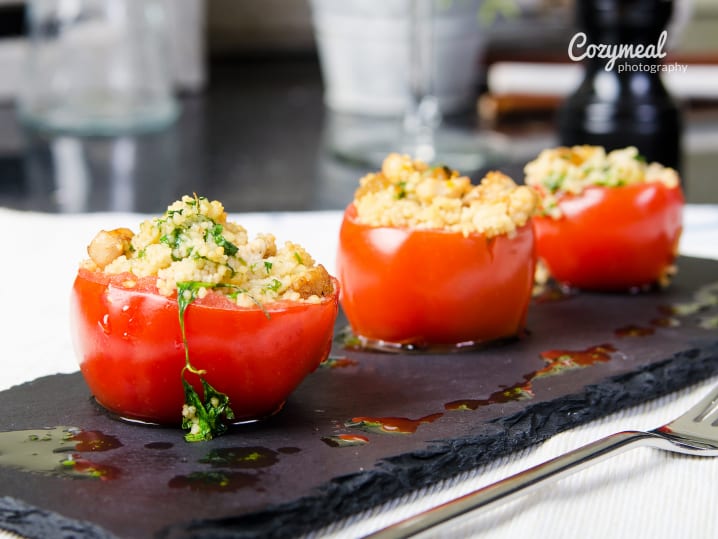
[403,0,441,162]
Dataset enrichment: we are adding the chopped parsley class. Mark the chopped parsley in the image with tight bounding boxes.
[175,280,273,442]
[215,283,270,317]
[160,229,181,250]
[265,278,282,293]
[395,181,407,200]
[207,223,239,256]
[176,281,235,442]
[156,208,184,225]
[159,229,185,261]
[544,172,566,193]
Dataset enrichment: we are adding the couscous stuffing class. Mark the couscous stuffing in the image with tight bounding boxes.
[82,194,334,306]
[352,153,537,237]
[524,145,680,218]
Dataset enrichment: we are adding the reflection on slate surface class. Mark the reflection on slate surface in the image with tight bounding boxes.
[0,257,717,539]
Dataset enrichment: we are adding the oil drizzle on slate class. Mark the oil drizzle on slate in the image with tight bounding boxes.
[661,282,718,317]
[169,446,296,492]
[321,434,369,447]
[615,325,655,337]
[168,471,259,492]
[699,316,718,329]
[0,426,122,480]
[0,426,297,490]
[145,441,174,450]
[658,281,718,329]
[199,446,279,469]
[651,316,680,328]
[446,344,618,411]
[345,413,443,434]
[320,356,359,369]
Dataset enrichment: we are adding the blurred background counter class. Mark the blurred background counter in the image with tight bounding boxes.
[0,0,717,214]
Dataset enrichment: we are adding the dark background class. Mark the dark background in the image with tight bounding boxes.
[1,0,717,214]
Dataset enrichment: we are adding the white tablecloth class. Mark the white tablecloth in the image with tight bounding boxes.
[1,204,717,539]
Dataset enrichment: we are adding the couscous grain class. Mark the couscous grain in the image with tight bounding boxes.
[82,194,334,306]
[352,153,537,237]
[524,145,680,218]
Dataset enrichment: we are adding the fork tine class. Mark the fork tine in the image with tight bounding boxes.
[685,384,718,423]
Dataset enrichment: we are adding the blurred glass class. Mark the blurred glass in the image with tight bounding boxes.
[18,0,179,135]
[324,0,508,173]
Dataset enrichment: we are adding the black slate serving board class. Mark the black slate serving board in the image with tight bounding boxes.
[1,256,718,539]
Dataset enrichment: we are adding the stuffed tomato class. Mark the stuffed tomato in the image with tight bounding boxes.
[71,195,339,439]
[525,145,684,291]
[336,153,538,350]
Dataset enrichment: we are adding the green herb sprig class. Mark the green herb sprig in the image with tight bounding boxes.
[207,223,239,256]
[176,281,235,442]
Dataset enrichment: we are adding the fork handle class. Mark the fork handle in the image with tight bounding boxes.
[366,430,659,539]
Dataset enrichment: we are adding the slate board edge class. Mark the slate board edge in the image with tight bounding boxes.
[0,495,118,539]
[5,344,713,539]
[154,344,718,539]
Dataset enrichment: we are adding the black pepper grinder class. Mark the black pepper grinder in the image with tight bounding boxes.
[558,0,682,172]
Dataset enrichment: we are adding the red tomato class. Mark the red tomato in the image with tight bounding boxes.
[70,268,339,425]
[336,204,536,349]
[532,182,684,291]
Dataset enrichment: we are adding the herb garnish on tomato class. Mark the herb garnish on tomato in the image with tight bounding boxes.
[72,195,339,440]
[176,281,236,442]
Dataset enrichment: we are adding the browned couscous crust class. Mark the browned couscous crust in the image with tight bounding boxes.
[352,153,537,237]
[291,265,334,298]
[86,228,134,270]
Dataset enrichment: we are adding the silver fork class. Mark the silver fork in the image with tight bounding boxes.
[366,383,718,539]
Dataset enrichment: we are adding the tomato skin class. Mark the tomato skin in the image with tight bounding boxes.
[532,182,684,291]
[70,268,339,425]
[336,204,536,347]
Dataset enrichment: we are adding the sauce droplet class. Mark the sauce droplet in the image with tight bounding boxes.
[651,316,680,328]
[538,344,616,369]
[445,384,534,411]
[61,455,122,480]
[321,434,369,448]
[614,325,655,337]
[346,413,443,434]
[320,356,359,369]
[69,430,123,452]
